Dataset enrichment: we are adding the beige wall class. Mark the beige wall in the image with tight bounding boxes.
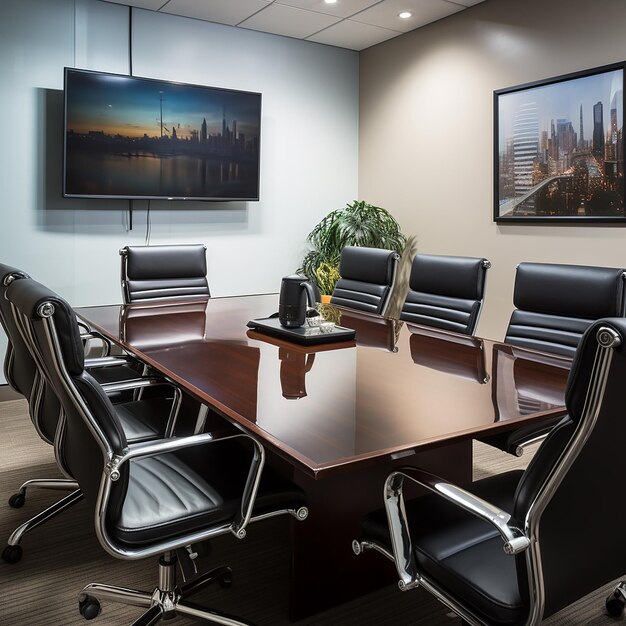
[359,0,626,341]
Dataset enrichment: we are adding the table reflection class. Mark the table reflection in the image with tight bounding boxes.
[491,344,570,422]
[279,348,316,399]
[334,309,402,352]
[119,300,208,349]
[408,325,488,384]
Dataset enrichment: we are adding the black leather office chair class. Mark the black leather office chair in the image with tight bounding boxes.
[330,246,399,315]
[400,254,491,336]
[354,317,626,625]
[482,262,626,455]
[505,262,626,357]
[7,277,308,625]
[120,244,210,304]
[0,264,75,548]
[0,264,182,564]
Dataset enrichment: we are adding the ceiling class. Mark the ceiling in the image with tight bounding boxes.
[101,0,486,51]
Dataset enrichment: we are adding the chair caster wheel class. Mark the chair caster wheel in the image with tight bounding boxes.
[8,493,25,508]
[2,544,23,564]
[605,593,626,617]
[219,571,233,588]
[606,588,626,617]
[79,595,101,620]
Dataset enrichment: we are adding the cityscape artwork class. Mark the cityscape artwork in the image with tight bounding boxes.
[494,62,624,223]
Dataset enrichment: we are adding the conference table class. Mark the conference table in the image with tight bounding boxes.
[76,294,570,619]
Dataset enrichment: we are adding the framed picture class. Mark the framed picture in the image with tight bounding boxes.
[494,61,624,224]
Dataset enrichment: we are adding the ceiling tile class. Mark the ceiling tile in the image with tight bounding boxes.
[239,3,341,38]
[102,0,487,51]
[274,0,381,19]
[101,0,166,9]
[307,19,400,50]
[353,0,465,32]
[160,0,272,26]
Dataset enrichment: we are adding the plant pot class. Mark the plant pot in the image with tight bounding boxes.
[320,294,332,304]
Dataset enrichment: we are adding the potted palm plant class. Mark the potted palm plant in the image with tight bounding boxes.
[298,200,406,300]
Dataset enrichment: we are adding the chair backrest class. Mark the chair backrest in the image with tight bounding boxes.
[511,317,626,619]
[505,262,626,357]
[120,244,210,304]
[7,278,128,512]
[0,263,60,444]
[400,254,490,335]
[0,263,33,395]
[330,246,399,315]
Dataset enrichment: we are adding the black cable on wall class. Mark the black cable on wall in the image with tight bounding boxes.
[127,6,133,230]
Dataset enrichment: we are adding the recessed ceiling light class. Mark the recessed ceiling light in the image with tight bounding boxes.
[398,11,413,19]
[324,0,338,4]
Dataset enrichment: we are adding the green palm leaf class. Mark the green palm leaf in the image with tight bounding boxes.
[298,200,406,293]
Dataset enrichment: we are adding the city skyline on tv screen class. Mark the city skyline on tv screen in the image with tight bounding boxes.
[64,69,261,201]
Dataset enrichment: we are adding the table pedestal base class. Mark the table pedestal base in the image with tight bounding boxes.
[288,440,473,620]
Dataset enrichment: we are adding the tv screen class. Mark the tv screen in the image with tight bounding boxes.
[63,68,261,201]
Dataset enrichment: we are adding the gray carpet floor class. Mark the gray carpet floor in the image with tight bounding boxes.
[1,398,623,625]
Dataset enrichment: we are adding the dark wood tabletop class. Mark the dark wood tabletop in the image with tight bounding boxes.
[76,294,570,479]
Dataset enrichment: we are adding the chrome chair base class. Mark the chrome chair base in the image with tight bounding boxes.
[79,553,253,625]
[2,488,84,564]
[9,477,79,508]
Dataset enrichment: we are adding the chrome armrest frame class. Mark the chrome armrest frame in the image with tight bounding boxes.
[380,466,529,591]
[80,328,112,357]
[99,377,166,393]
[511,432,550,457]
[85,355,136,369]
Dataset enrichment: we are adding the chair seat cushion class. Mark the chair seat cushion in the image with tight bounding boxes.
[109,442,306,547]
[362,470,526,624]
[114,397,172,443]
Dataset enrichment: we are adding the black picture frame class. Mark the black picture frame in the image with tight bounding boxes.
[494,61,624,224]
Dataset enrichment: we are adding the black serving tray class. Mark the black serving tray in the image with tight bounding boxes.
[247,316,356,346]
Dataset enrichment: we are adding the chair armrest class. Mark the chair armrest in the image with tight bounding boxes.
[100,377,182,437]
[85,355,137,369]
[381,467,529,591]
[100,376,172,394]
[77,320,91,334]
[395,467,529,553]
[111,432,216,468]
[80,328,112,357]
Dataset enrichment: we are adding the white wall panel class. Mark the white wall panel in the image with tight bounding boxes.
[0,0,358,384]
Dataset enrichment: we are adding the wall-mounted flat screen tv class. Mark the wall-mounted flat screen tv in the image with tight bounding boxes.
[63,68,261,201]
